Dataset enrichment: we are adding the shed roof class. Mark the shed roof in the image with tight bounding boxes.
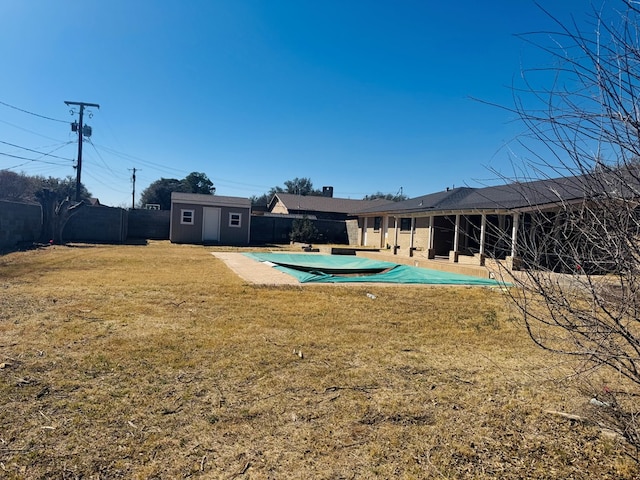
[171,192,251,208]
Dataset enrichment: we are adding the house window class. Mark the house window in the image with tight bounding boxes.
[373,216,382,231]
[229,212,242,228]
[400,218,412,231]
[181,209,194,225]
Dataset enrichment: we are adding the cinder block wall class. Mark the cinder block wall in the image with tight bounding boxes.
[0,200,42,250]
[63,206,127,243]
[128,209,170,239]
[250,216,350,245]
[250,216,293,244]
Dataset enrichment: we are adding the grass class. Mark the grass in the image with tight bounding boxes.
[0,241,638,479]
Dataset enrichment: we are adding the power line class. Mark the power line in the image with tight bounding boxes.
[0,140,74,161]
[1,161,32,170]
[87,139,126,179]
[92,143,187,176]
[0,100,68,123]
[82,169,130,195]
[0,141,73,166]
[92,143,274,192]
[0,118,69,143]
[0,150,70,166]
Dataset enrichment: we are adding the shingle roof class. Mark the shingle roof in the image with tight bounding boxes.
[270,193,393,214]
[352,175,601,216]
[354,187,475,214]
[453,176,590,210]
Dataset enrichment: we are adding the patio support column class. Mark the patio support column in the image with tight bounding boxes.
[409,217,415,256]
[428,216,434,258]
[383,216,389,248]
[479,213,486,256]
[362,217,368,246]
[394,216,399,254]
[511,213,519,258]
[452,214,460,262]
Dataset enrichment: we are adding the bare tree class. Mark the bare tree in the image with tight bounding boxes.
[494,1,640,457]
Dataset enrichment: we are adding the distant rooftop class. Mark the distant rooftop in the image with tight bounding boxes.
[269,193,393,214]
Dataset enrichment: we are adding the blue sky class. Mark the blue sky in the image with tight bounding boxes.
[0,0,597,207]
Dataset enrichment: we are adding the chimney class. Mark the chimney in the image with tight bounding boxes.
[322,186,334,198]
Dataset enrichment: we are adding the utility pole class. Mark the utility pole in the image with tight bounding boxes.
[65,100,100,201]
[129,167,138,209]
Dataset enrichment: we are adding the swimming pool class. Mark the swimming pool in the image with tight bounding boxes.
[243,253,507,286]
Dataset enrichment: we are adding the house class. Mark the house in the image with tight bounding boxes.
[354,174,607,270]
[268,192,393,220]
[170,192,251,245]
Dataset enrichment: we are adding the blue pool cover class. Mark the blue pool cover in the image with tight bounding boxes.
[243,253,506,285]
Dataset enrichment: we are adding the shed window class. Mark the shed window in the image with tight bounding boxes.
[373,216,382,231]
[229,212,242,228]
[181,209,195,225]
[400,218,412,231]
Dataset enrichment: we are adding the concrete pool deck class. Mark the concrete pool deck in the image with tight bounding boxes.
[211,251,508,286]
[211,252,301,285]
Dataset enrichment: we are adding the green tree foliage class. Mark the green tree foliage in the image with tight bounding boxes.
[289,216,318,243]
[139,172,215,210]
[37,176,91,203]
[250,193,270,207]
[183,171,216,195]
[363,191,408,202]
[251,177,323,206]
[139,178,184,210]
[283,177,320,196]
[250,178,405,206]
[0,171,90,204]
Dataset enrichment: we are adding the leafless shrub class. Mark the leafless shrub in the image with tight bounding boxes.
[485,1,640,456]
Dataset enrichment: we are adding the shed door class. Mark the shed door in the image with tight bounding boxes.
[202,207,221,242]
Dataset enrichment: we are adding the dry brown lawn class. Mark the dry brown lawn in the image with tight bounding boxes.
[0,241,637,479]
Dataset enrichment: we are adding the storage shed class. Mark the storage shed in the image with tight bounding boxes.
[169,192,251,245]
